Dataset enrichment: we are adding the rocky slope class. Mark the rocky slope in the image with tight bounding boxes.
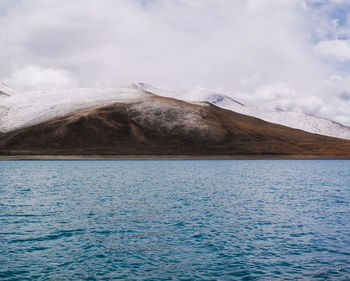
[1,94,350,157]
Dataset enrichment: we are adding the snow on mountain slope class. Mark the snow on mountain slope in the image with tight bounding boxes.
[206,93,350,140]
[1,82,350,140]
[0,85,150,133]
[140,84,350,140]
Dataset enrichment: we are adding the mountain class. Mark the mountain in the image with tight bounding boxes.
[0,85,147,133]
[139,84,350,140]
[206,93,350,140]
[1,89,350,158]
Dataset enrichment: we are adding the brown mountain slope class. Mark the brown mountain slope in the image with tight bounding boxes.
[0,95,350,157]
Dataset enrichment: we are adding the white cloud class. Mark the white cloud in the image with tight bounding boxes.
[4,65,77,90]
[0,0,350,125]
[314,40,350,61]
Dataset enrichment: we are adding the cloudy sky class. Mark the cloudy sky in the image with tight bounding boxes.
[1,0,350,125]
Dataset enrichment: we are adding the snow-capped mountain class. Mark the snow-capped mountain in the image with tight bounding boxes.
[0,84,150,133]
[1,88,350,158]
[1,82,350,158]
[1,82,350,141]
[205,93,350,140]
[138,84,350,140]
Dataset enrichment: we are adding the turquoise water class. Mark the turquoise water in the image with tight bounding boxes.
[0,160,349,280]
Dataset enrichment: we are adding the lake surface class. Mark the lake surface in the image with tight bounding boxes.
[0,160,349,280]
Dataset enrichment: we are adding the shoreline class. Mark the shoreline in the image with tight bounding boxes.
[1,155,350,160]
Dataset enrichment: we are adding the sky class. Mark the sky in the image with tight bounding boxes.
[1,0,350,125]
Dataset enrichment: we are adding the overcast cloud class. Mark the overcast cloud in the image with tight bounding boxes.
[1,0,350,125]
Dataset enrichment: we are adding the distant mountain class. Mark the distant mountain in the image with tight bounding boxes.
[1,87,349,158]
[140,84,350,140]
[206,93,350,140]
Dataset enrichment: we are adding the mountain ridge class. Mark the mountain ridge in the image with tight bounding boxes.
[0,82,350,158]
[138,84,350,140]
[204,92,350,140]
[1,82,350,140]
[1,94,350,157]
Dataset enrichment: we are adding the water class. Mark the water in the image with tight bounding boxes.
[0,160,349,280]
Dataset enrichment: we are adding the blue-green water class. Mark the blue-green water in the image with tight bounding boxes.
[0,160,349,280]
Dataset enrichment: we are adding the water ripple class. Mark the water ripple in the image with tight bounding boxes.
[0,160,350,280]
